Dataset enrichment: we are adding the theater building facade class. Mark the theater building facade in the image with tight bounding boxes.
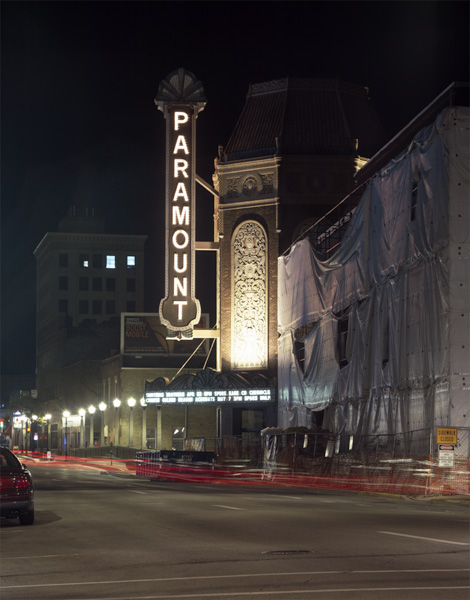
[103,69,386,454]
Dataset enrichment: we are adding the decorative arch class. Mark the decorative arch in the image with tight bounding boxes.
[231,220,268,369]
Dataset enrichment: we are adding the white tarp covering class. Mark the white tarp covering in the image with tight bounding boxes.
[278,107,470,438]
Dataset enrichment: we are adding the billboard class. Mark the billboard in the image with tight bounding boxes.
[121,313,209,356]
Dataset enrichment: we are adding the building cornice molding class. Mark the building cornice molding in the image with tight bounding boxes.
[34,233,148,255]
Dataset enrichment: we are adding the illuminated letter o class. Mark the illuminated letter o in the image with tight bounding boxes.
[172,229,189,249]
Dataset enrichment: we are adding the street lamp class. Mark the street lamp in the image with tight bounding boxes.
[88,405,96,448]
[63,410,71,458]
[79,408,86,448]
[31,415,38,451]
[127,398,136,447]
[99,402,107,447]
[44,414,51,454]
[113,398,121,447]
[140,397,147,449]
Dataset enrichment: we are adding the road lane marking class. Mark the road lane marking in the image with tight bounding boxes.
[270,495,302,500]
[212,504,243,510]
[129,490,147,494]
[378,531,470,545]
[3,553,80,560]
[2,569,468,589]
[66,587,470,598]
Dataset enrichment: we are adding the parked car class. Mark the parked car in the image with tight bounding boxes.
[0,447,34,525]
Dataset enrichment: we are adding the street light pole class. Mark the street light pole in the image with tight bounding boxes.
[99,402,107,447]
[79,409,86,448]
[127,398,136,447]
[113,398,121,448]
[140,397,147,449]
[44,414,51,454]
[88,405,96,448]
[63,410,70,458]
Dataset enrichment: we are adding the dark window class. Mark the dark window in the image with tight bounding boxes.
[79,254,89,268]
[126,301,136,312]
[337,313,349,368]
[92,300,102,315]
[93,254,102,269]
[59,276,68,291]
[106,300,115,315]
[79,300,89,314]
[59,253,68,268]
[79,277,89,291]
[411,182,418,222]
[293,322,315,374]
[382,320,390,368]
[126,278,136,292]
[58,299,68,313]
[92,277,102,292]
[106,278,116,292]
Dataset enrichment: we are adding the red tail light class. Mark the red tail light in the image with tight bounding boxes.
[14,476,31,489]
[0,477,16,489]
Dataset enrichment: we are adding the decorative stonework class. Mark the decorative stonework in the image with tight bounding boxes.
[242,175,258,196]
[145,368,274,391]
[232,221,268,369]
[260,173,274,194]
[227,178,240,199]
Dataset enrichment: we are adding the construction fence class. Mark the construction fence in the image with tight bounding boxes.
[163,427,469,496]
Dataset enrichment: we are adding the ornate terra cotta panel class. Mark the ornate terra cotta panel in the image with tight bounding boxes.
[231,221,268,369]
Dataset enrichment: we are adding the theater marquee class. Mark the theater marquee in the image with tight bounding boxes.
[145,388,274,405]
[155,69,207,336]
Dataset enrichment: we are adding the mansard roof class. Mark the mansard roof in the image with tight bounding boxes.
[222,78,387,161]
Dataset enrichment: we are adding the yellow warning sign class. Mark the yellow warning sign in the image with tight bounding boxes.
[436,427,458,445]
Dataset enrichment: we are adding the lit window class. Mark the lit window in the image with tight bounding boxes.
[80,254,89,268]
[106,255,116,269]
[127,255,136,269]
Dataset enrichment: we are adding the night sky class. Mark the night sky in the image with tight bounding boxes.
[1,1,468,383]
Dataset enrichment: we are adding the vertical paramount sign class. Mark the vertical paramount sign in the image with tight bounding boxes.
[155,69,207,337]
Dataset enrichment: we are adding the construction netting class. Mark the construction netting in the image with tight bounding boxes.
[278,107,470,456]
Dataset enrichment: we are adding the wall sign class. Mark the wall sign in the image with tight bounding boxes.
[155,69,206,336]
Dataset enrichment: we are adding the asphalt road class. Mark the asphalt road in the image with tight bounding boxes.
[1,459,469,599]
